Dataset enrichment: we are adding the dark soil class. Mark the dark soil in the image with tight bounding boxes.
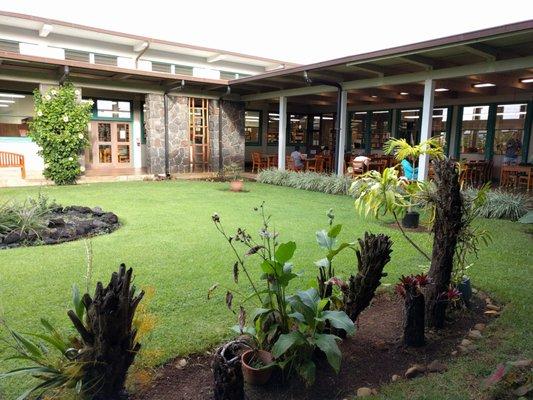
[132,292,491,400]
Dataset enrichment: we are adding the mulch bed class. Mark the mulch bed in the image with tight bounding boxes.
[133,292,491,400]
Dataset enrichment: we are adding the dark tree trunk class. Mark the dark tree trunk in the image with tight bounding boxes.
[213,341,247,400]
[404,287,425,347]
[67,264,144,400]
[425,159,463,328]
[344,232,393,322]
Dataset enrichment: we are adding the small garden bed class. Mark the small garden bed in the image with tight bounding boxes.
[0,196,119,249]
[133,292,492,400]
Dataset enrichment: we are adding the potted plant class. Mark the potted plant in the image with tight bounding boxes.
[241,348,274,385]
[224,163,244,192]
[383,137,444,228]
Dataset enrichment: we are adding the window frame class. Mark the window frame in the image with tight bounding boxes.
[89,98,134,122]
[244,109,263,146]
[0,89,35,142]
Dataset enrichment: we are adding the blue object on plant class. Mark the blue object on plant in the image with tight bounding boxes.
[401,159,418,180]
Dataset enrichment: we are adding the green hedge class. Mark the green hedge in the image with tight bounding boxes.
[257,169,353,195]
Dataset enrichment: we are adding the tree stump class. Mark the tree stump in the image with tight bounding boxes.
[67,264,144,400]
[213,340,248,400]
[425,159,463,328]
[344,232,392,322]
[404,286,425,347]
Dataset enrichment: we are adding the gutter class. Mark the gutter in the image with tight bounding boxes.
[303,71,343,174]
[163,79,186,177]
[135,42,150,69]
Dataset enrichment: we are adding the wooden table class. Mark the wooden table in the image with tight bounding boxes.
[500,165,533,191]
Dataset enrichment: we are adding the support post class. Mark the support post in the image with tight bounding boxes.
[336,90,348,176]
[418,79,435,181]
[278,96,287,170]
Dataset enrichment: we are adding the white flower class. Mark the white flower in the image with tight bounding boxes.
[88,99,94,106]
[75,89,81,96]
[44,94,51,101]
[63,115,69,123]
[44,163,49,169]
[37,110,43,117]
[80,166,86,172]
[68,157,74,161]
[50,89,57,96]
[78,133,84,139]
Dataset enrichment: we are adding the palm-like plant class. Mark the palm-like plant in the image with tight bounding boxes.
[384,137,444,170]
[351,167,431,261]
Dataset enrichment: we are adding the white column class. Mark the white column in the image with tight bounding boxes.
[418,79,435,181]
[336,90,348,176]
[278,96,287,170]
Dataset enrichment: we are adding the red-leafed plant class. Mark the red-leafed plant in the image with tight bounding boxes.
[396,274,431,347]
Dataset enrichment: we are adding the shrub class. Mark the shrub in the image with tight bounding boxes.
[0,193,57,235]
[257,169,352,195]
[29,84,93,185]
[463,188,528,221]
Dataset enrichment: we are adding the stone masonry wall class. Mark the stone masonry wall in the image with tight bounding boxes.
[145,94,244,174]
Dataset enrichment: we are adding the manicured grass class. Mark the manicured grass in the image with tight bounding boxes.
[0,181,531,399]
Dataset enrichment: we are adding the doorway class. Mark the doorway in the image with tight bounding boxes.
[87,121,132,169]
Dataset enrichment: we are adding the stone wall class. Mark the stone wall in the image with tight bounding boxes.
[145,94,244,174]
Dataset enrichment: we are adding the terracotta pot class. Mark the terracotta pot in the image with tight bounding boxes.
[241,349,273,385]
[230,180,244,192]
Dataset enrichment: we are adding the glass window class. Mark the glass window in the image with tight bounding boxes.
[370,111,391,150]
[431,108,449,148]
[245,110,261,144]
[0,93,33,138]
[321,114,335,150]
[310,115,321,146]
[398,109,420,144]
[494,103,526,156]
[350,112,367,151]
[288,114,307,145]
[267,112,279,145]
[95,100,132,119]
[460,105,489,154]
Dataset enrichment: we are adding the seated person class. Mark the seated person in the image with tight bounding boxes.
[290,146,305,171]
[401,158,418,180]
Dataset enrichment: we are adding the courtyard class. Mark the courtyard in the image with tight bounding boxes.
[0,180,531,399]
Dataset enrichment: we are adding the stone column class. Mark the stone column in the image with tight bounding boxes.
[213,100,245,170]
[144,93,165,175]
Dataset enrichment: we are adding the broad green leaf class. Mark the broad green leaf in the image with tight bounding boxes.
[315,333,342,373]
[327,224,342,238]
[318,311,356,335]
[260,260,275,275]
[288,312,305,323]
[275,241,296,264]
[250,307,272,321]
[272,331,305,358]
[316,230,333,250]
[296,288,320,312]
[327,242,354,261]
[296,360,316,386]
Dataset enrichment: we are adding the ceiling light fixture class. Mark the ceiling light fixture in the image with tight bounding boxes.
[519,78,533,83]
[0,99,15,103]
[0,104,9,108]
[473,82,496,88]
[0,93,25,98]
[371,95,378,98]
[435,88,450,92]
[400,92,409,95]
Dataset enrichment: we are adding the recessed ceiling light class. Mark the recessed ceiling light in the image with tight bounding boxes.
[371,95,378,98]
[435,88,449,92]
[400,92,409,95]
[0,100,15,103]
[473,82,496,88]
[519,78,533,83]
[0,104,9,108]
[0,93,25,98]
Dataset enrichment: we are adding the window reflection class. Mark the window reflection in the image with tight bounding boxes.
[461,106,489,154]
[245,111,261,144]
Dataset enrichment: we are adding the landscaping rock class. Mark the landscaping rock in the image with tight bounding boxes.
[391,374,401,382]
[405,364,426,379]
[474,323,486,331]
[451,350,458,356]
[509,359,532,368]
[356,387,373,397]
[177,358,187,368]
[458,345,470,354]
[468,330,482,339]
[461,339,472,346]
[0,206,119,250]
[484,310,500,316]
[486,304,501,311]
[427,360,447,373]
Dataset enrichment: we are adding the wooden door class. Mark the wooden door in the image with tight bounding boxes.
[88,121,132,169]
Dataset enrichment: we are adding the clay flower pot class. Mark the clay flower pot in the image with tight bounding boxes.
[230,180,244,192]
[241,349,273,385]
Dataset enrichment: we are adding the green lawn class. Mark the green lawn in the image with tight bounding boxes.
[0,181,531,399]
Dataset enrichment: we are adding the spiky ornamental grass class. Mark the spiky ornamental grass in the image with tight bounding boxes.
[257,169,352,195]
[463,188,528,221]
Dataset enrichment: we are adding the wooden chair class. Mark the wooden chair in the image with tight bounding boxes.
[285,156,296,171]
[307,155,324,173]
[251,152,267,173]
[0,151,25,178]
